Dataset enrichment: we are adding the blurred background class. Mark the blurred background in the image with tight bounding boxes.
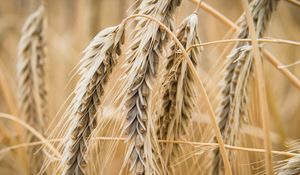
[0,0,299,174]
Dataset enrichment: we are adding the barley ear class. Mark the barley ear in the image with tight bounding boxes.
[60,23,125,175]
[122,0,182,174]
[17,5,47,174]
[213,0,280,174]
[156,12,201,171]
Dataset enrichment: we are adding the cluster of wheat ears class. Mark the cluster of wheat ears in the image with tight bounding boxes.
[1,0,300,174]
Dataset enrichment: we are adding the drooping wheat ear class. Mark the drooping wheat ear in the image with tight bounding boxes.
[123,0,181,174]
[213,0,280,174]
[60,24,125,175]
[156,12,201,170]
[17,5,47,174]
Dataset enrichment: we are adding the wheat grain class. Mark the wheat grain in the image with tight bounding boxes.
[17,5,47,174]
[122,0,181,174]
[213,0,280,174]
[156,12,201,171]
[60,24,125,175]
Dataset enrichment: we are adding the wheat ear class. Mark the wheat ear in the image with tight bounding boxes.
[60,24,125,175]
[213,0,280,174]
[17,5,47,174]
[122,0,181,174]
[156,12,201,170]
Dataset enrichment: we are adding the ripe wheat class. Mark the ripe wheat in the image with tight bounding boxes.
[213,0,280,174]
[122,0,182,174]
[156,12,201,171]
[5,0,300,175]
[17,5,47,174]
[60,24,125,175]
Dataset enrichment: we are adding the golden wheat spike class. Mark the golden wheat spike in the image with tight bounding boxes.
[121,0,182,174]
[59,24,125,175]
[156,12,201,172]
[17,5,47,174]
[213,0,280,174]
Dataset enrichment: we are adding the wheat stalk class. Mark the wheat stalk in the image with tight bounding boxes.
[122,0,181,174]
[17,5,47,174]
[60,24,125,175]
[156,12,201,170]
[213,0,280,174]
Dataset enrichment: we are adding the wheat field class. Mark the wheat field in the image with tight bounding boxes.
[0,0,300,174]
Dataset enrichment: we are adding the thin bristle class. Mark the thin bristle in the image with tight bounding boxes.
[156,12,201,170]
[277,155,300,175]
[275,142,300,175]
[60,24,125,175]
[17,5,47,174]
[122,0,182,174]
[213,0,280,174]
